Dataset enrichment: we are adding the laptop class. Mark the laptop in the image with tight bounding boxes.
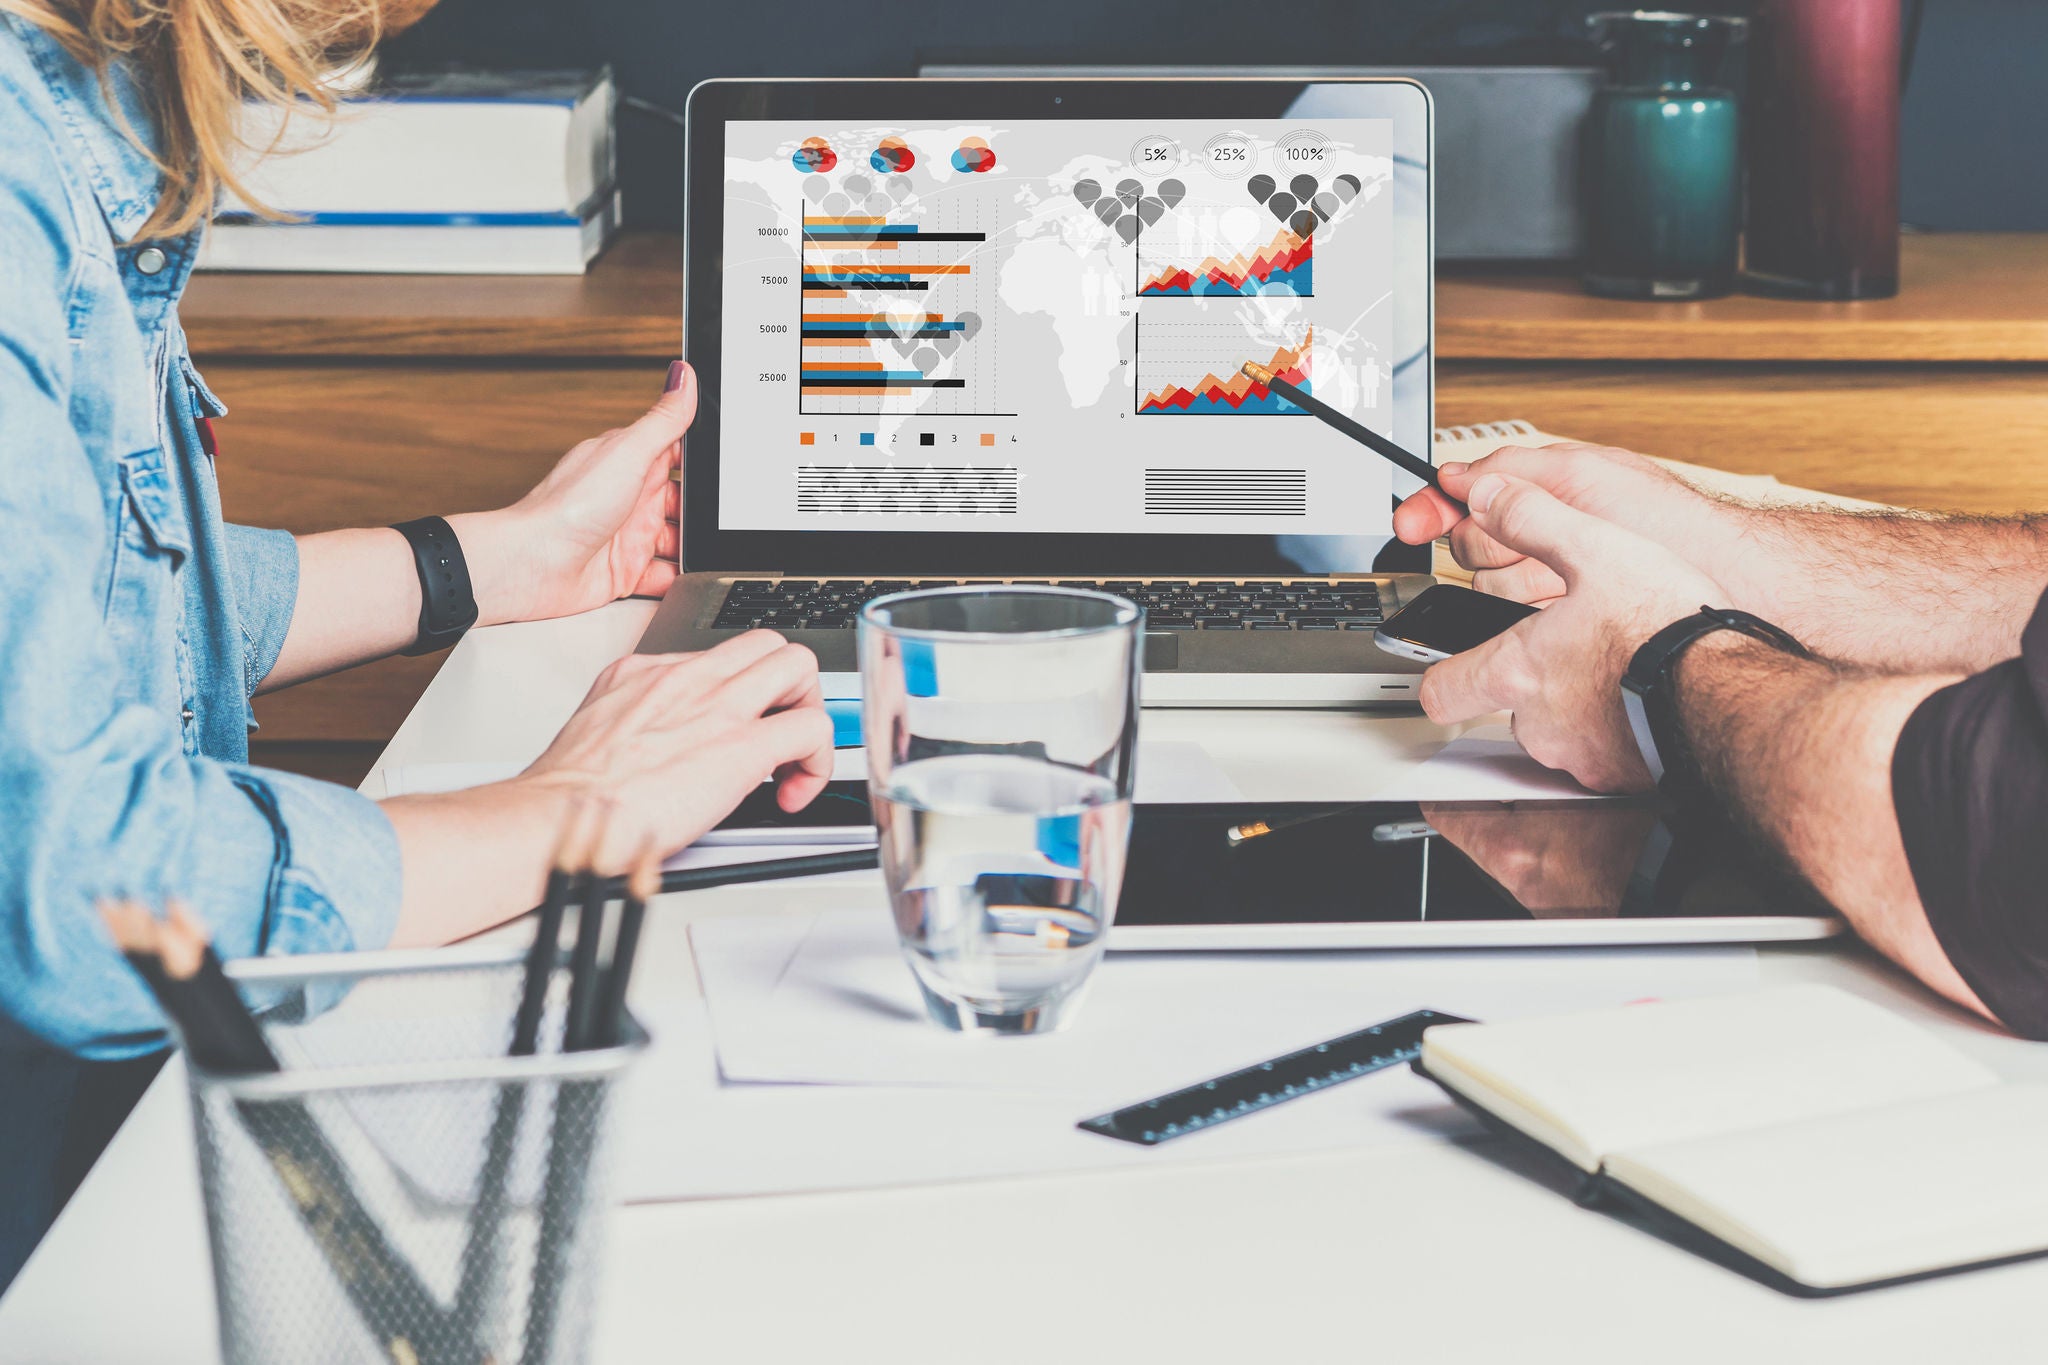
[641,77,1438,706]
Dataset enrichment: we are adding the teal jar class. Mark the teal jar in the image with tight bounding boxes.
[1583,11,1748,300]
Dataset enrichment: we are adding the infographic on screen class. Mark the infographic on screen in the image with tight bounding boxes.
[720,118,1395,535]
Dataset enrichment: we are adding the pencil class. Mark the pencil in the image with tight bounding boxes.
[108,902,456,1364]
[593,837,660,1049]
[1239,360,1465,515]
[560,802,617,1055]
[454,798,594,1350]
[1225,808,1349,848]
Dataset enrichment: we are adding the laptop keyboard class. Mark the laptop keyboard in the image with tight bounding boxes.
[709,579,1384,631]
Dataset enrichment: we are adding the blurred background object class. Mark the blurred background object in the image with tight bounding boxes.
[372,0,2039,238]
[201,68,617,274]
[1580,11,1747,299]
[1743,0,1903,299]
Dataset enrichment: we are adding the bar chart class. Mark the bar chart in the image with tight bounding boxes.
[799,212,1000,416]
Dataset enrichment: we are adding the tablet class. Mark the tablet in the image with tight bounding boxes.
[1110,800,1843,950]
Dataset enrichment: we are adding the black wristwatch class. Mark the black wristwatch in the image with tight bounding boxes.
[391,516,479,656]
[1621,607,1809,798]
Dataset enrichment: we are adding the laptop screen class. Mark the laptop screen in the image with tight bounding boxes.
[718,114,1403,547]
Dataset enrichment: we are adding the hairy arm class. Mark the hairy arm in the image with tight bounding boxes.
[1672,632,1989,1018]
[1713,505,2048,675]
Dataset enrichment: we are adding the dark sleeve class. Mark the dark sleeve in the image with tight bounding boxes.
[1891,589,2048,1039]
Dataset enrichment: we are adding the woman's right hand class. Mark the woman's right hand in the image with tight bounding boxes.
[518,630,835,859]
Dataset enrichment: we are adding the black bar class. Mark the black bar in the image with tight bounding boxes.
[798,378,967,389]
[804,231,987,242]
[803,281,930,291]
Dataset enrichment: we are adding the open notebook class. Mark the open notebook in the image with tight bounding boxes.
[1415,986,2048,1295]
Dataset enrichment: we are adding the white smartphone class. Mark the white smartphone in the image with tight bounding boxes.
[1372,584,1538,663]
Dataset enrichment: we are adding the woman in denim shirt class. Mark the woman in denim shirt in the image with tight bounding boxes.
[0,1,834,1062]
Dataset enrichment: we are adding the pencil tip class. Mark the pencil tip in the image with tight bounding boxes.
[1241,360,1274,385]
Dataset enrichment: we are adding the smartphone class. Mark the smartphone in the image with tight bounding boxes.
[1373,584,1537,663]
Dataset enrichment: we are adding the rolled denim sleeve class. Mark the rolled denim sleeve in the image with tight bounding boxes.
[0,101,401,1060]
[224,522,300,696]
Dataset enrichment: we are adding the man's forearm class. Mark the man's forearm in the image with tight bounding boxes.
[1715,506,2048,674]
[1671,632,1991,1018]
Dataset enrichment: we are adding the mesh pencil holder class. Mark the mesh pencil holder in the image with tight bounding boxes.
[186,944,645,1365]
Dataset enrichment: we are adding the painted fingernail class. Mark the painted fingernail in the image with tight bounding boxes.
[664,360,687,393]
[1467,474,1505,512]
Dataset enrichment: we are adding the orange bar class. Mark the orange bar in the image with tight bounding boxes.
[803,361,885,371]
[805,265,970,276]
[804,313,943,321]
[805,289,847,299]
[800,386,893,395]
[802,337,876,347]
[805,215,887,224]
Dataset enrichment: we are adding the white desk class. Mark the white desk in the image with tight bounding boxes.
[7,602,2048,1364]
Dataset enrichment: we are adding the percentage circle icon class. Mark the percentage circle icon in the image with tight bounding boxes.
[1202,133,1255,180]
[1130,135,1184,172]
[1277,129,1330,166]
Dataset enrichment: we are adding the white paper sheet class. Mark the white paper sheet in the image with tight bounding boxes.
[696,909,1758,1094]
[604,914,1755,1203]
[1363,723,1598,802]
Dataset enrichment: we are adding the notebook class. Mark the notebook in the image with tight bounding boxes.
[1415,985,2048,1295]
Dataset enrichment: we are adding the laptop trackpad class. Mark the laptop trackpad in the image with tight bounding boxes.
[1143,632,1180,671]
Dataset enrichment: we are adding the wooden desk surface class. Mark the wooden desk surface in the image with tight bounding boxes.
[181,231,2048,364]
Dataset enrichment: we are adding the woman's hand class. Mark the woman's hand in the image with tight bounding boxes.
[516,630,835,860]
[381,628,834,947]
[453,361,693,626]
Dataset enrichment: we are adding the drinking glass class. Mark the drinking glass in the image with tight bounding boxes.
[859,587,1141,1035]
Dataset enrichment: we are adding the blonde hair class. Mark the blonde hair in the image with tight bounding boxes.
[2,0,387,239]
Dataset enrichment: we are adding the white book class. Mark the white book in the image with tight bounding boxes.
[196,192,619,275]
[223,68,615,218]
[1418,985,2048,1293]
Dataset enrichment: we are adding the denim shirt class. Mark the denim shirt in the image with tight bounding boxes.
[0,18,402,1058]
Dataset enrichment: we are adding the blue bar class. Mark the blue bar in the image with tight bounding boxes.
[801,371,925,382]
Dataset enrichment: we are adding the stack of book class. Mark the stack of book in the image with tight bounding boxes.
[198,67,618,275]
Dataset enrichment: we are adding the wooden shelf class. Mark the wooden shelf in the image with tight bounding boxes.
[181,232,682,360]
[1438,234,2048,363]
[182,231,2048,365]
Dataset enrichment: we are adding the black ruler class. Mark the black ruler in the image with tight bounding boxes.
[1077,1008,1471,1147]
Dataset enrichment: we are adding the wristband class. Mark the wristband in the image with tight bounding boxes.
[1620,607,1809,801]
[391,516,479,656]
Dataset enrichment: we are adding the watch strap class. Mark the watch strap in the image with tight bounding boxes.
[391,516,479,656]
[1621,607,1809,796]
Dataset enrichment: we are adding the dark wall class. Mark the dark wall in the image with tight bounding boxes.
[382,0,2046,232]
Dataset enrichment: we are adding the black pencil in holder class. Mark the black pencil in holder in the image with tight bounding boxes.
[184,945,645,1365]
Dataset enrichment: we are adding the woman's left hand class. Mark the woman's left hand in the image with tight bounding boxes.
[453,361,694,625]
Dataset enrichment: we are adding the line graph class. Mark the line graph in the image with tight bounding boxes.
[1136,322,1312,416]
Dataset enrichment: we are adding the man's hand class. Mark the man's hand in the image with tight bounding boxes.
[1417,473,1729,791]
[1393,440,1739,607]
[454,362,694,626]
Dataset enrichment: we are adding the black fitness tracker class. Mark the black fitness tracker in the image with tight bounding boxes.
[391,516,479,656]
[1621,607,1810,798]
